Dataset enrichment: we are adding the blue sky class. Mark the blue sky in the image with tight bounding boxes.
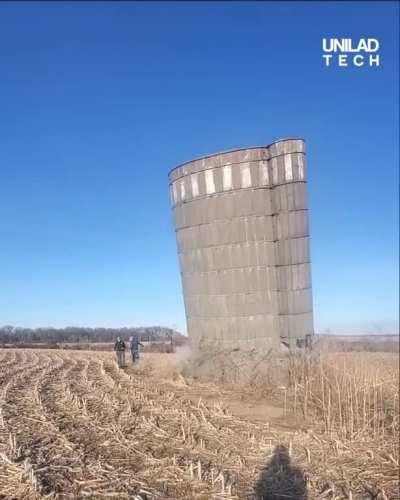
[0,2,398,334]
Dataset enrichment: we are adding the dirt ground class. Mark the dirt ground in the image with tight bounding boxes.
[0,349,398,499]
[149,354,298,430]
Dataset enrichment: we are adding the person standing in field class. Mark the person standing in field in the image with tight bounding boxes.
[114,336,126,368]
[129,334,144,364]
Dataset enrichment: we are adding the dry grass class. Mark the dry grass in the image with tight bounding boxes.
[287,352,399,441]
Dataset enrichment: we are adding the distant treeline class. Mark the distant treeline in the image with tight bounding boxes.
[315,334,399,353]
[0,325,187,346]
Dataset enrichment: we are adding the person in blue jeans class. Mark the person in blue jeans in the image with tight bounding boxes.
[129,335,144,364]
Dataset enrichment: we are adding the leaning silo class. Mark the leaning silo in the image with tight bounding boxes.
[169,138,313,351]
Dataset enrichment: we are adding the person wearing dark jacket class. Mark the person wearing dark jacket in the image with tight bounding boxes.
[114,336,126,368]
[129,335,144,364]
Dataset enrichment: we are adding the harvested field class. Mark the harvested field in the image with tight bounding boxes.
[0,349,398,499]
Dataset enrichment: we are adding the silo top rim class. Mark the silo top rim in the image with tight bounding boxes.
[168,137,305,176]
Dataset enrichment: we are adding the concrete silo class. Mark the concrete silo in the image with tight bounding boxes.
[169,138,313,351]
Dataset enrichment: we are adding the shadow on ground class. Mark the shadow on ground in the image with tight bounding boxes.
[254,444,308,500]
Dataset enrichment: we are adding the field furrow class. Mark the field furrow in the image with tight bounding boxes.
[0,352,95,498]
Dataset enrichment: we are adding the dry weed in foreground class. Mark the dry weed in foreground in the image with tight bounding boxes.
[287,352,399,442]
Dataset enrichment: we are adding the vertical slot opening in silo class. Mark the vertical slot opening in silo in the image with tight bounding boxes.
[284,154,293,181]
[241,163,252,188]
[298,154,304,179]
[222,165,232,191]
[259,160,269,186]
[191,173,199,197]
[271,157,279,185]
[205,169,215,194]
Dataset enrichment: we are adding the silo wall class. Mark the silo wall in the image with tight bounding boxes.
[169,138,313,351]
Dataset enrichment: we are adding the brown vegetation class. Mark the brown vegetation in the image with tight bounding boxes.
[0,348,398,499]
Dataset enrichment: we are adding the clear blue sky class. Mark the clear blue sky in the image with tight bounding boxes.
[0,2,398,334]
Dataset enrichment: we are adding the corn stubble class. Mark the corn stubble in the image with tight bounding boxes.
[0,348,398,499]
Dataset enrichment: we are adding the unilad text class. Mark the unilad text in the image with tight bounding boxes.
[322,38,380,68]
